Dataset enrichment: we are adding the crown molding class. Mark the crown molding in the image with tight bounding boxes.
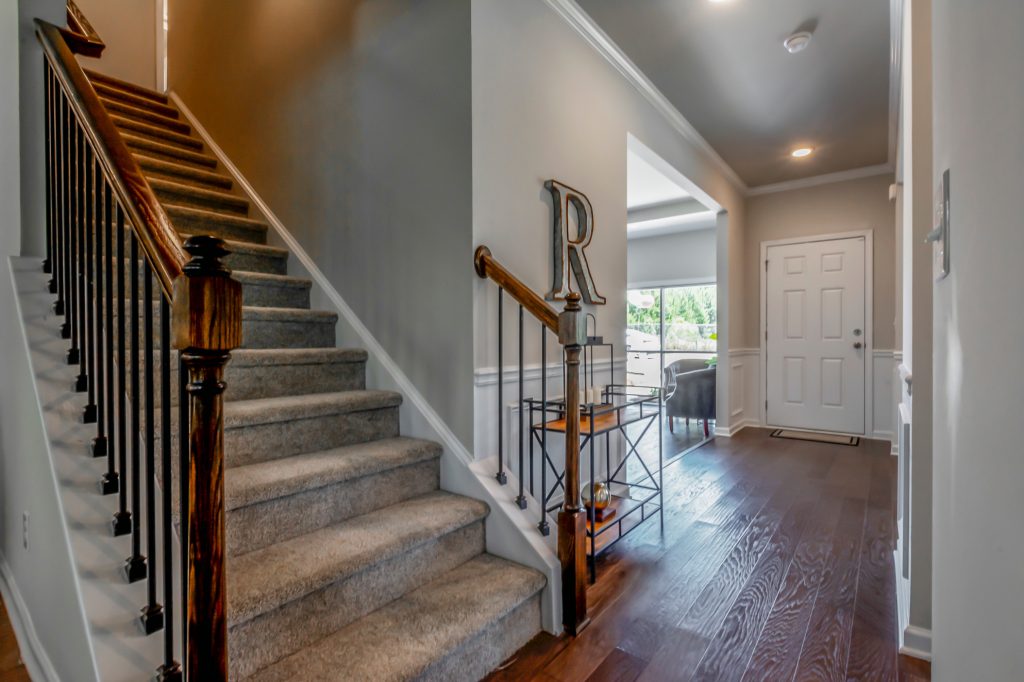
[543,0,748,192]
[746,163,895,197]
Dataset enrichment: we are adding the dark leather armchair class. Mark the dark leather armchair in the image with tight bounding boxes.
[665,366,716,437]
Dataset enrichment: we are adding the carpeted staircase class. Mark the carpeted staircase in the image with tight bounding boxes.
[86,69,545,681]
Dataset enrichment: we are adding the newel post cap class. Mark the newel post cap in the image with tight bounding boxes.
[558,292,587,347]
[172,236,243,352]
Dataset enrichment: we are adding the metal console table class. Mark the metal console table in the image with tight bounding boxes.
[525,383,663,583]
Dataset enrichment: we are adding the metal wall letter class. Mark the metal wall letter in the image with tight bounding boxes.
[545,180,606,305]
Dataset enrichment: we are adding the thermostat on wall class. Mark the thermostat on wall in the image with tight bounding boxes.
[926,169,951,280]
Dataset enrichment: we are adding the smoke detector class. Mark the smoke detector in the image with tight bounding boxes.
[783,31,813,54]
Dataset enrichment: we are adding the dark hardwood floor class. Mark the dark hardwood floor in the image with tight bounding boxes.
[487,428,931,682]
[0,596,29,682]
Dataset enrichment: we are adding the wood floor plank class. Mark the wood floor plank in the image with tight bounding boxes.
[689,497,816,680]
[586,647,648,682]
[493,429,924,682]
[793,498,868,680]
[846,506,899,680]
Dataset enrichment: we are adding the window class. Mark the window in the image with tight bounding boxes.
[626,284,717,388]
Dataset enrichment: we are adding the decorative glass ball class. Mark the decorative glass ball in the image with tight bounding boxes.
[582,481,611,511]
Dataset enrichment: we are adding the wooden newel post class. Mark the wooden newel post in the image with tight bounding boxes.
[557,292,590,635]
[171,236,242,680]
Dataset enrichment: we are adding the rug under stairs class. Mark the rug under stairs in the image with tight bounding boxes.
[86,69,544,681]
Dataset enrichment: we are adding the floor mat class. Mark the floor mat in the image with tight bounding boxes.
[770,429,860,446]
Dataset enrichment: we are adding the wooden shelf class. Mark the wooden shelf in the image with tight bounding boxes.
[542,405,652,435]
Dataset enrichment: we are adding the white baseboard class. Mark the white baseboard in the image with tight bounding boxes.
[901,625,933,661]
[0,553,60,682]
[714,418,759,438]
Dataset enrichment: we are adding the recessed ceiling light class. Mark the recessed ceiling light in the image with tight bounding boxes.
[783,31,813,54]
[791,147,814,158]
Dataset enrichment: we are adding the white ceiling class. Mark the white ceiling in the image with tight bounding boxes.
[580,0,892,187]
[627,148,715,239]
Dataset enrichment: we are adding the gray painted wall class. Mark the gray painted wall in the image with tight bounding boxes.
[627,228,717,288]
[2,2,98,678]
[745,174,897,349]
[167,0,476,447]
[471,0,746,402]
[931,0,1024,678]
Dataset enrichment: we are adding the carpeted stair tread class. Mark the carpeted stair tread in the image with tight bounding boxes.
[224,389,400,429]
[229,347,367,368]
[137,156,233,189]
[228,492,489,625]
[232,270,311,291]
[166,204,267,243]
[123,133,219,167]
[100,98,188,133]
[85,68,168,103]
[150,177,250,215]
[112,114,203,149]
[180,234,286,260]
[250,554,545,682]
[226,437,441,510]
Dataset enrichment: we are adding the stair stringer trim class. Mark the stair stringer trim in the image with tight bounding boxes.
[169,92,562,634]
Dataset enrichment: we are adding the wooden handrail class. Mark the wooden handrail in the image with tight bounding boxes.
[36,19,185,299]
[475,246,559,334]
[474,245,589,636]
[64,0,105,58]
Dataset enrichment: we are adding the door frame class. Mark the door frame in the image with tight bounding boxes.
[759,230,873,435]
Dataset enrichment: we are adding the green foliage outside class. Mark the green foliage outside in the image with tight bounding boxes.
[627,285,717,351]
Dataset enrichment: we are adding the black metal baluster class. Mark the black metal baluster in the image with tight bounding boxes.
[74,127,88,390]
[496,288,506,484]
[125,232,146,582]
[43,64,52,277]
[101,182,118,494]
[539,325,549,535]
[57,96,68,325]
[83,151,97,423]
[91,159,106,454]
[113,206,131,534]
[142,262,163,632]
[158,299,181,679]
[66,123,80,360]
[516,305,526,509]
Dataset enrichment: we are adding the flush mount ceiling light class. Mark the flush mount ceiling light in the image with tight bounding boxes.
[783,31,813,54]
[791,147,814,158]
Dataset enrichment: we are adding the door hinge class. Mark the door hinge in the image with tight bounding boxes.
[765,259,769,271]
[765,330,768,340]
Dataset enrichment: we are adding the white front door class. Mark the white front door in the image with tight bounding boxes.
[765,236,867,434]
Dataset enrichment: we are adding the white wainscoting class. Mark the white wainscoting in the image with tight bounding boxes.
[721,348,898,444]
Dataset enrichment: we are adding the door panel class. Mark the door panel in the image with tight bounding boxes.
[766,237,866,433]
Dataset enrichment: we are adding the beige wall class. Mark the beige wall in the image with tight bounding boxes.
[75,0,157,89]
[167,0,475,447]
[743,173,897,348]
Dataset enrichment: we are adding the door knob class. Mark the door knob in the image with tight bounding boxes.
[853,342,863,349]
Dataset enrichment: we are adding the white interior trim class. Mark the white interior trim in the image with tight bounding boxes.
[627,276,716,290]
[759,231,874,436]
[901,625,933,661]
[0,552,60,682]
[747,164,895,197]
[546,0,746,192]
[154,0,168,92]
[888,0,905,166]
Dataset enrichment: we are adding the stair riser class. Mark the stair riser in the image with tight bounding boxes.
[113,118,200,150]
[123,354,363,404]
[153,185,250,217]
[101,99,187,133]
[228,522,484,680]
[225,406,397,467]
[112,312,333,350]
[240,316,334,349]
[125,136,218,168]
[225,250,288,276]
[165,210,266,245]
[228,459,439,555]
[418,594,543,682]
